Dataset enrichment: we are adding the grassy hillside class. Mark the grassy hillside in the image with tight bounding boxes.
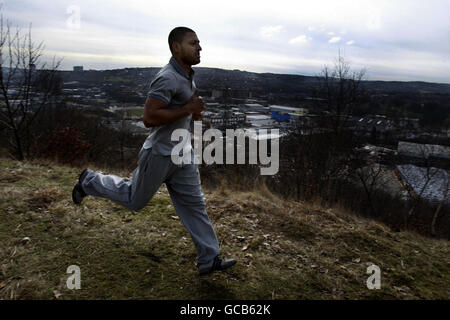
[0,158,448,299]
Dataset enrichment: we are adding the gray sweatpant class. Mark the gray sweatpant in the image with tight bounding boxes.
[81,147,220,267]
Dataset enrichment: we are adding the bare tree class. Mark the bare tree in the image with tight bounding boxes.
[275,53,368,202]
[431,174,449,237]
[355,163,385,216]
[0,7,62,160]
[314,51,367,134]
[403,146,440,228]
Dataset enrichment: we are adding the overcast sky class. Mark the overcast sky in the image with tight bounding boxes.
[2,0,450,83]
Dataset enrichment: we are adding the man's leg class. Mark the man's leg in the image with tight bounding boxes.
[165,162,220,268]
[81,148,171,211]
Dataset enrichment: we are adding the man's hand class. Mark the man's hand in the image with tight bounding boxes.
[187,90,205,116]
[192,111,203,121]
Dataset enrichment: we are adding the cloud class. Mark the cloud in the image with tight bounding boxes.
[289,35,311,45]
[2,0,450,83]
[328,36,341,43]
[260,25,283,39]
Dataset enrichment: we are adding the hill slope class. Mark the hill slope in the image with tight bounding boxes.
[59,66,450,95]
[0,158,448,299]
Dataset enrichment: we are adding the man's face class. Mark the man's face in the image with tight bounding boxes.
[178,32,202,66]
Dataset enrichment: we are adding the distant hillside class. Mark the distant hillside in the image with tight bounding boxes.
[0,158,449,299]
[59,66,450,96]
[363,80,450,94]
[196,67,450,95]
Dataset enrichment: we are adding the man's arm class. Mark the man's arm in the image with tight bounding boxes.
[143,91,205,127]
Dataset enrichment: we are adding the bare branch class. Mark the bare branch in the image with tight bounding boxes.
[0,7,62,160]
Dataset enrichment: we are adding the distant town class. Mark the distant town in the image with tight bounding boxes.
[2,64,450,208]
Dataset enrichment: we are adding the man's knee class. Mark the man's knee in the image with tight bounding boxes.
[175,194,206,208]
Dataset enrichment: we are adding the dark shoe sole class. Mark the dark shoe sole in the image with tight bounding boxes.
[199,259,237,276]
[72,182,86,205]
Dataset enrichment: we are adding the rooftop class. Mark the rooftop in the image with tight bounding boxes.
[398,141,450,159]
[396,164,450,204]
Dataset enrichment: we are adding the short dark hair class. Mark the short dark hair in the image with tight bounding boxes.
[168,27,195,53]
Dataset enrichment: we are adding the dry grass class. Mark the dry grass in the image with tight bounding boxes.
[0,158,449,299]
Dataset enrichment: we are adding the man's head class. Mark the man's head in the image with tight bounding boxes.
[168,27,202,66]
